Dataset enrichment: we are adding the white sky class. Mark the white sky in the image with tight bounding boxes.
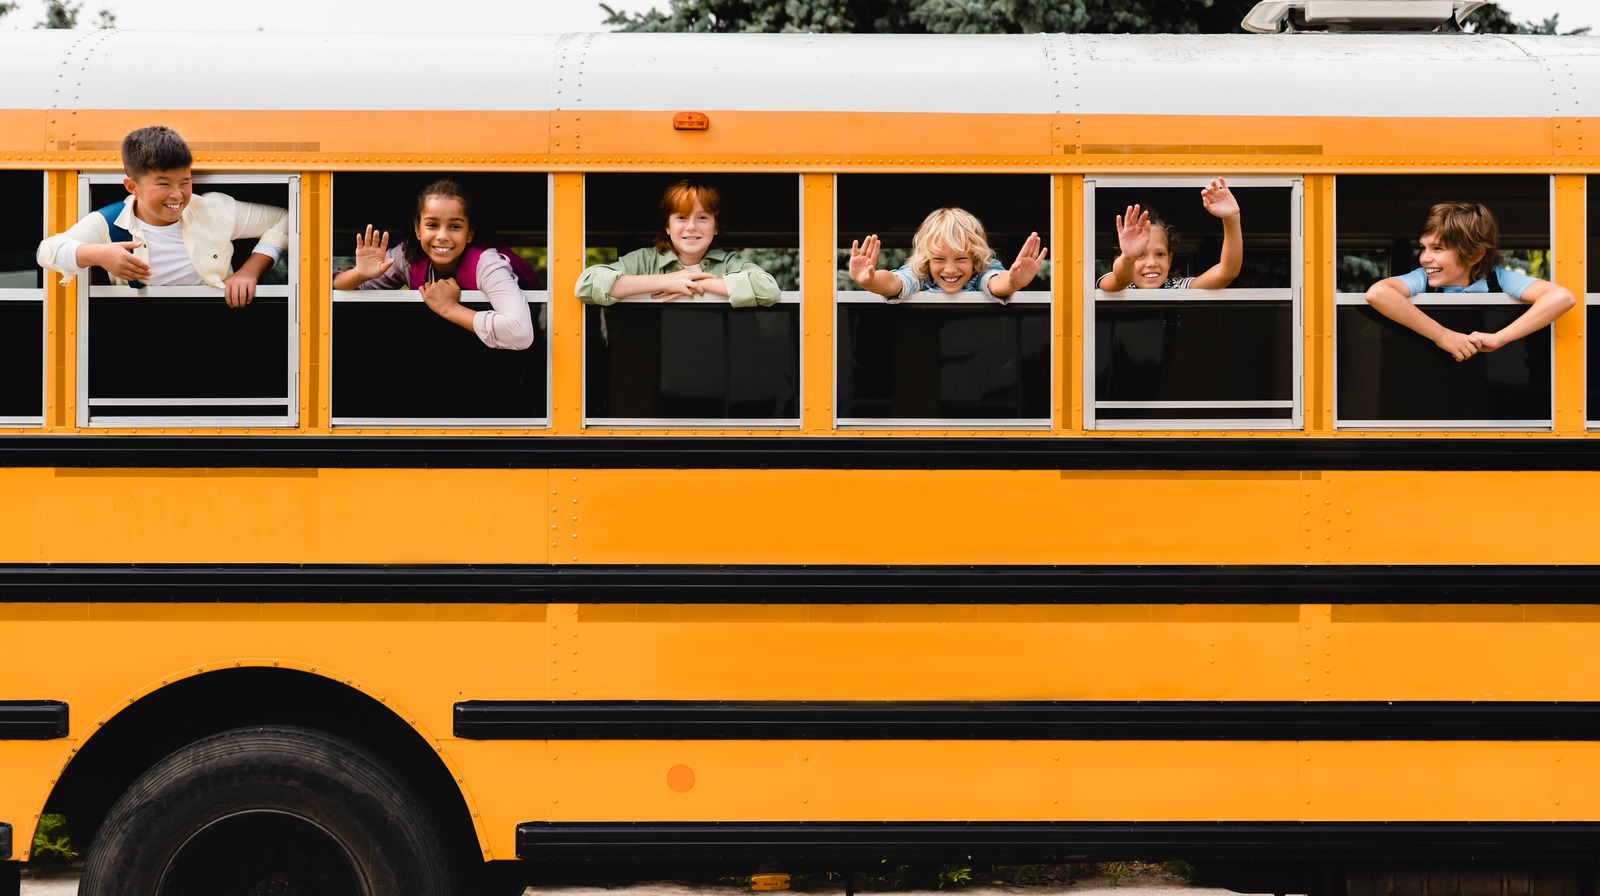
[0,0,1594,33]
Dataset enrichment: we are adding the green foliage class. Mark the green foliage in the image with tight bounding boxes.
[602,0,1262,34]
[33,0,118,29]
[30,813,79,868]
[1467,3,1591,35]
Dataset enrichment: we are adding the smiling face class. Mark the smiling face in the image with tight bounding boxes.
[414,194,473,273]
[1132,226,1173,288]
[1418,231,1478,289]
[926,244,976,293]
[124,166,192,227]
[666,197,717,265]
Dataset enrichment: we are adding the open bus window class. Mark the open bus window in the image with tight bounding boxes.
[78,173,297,427]
[834,173,1051,425]
[1336,174,1552,428]
[0,170,45,425]
[330,172,548,427]
[582,173,799,424]
[1085,177,1300,429]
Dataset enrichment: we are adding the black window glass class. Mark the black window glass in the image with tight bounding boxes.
[1337,305,1550,422]
[0,170,43,420]
[87,295,289,417]
[584,304,798,419]
[1095,301,1292,421]
[332,172,548,422]
[838,304,1048,420]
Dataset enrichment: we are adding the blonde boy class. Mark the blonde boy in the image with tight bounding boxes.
[850,207,1045,302]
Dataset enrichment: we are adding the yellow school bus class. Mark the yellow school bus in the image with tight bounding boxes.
[4,8,1600,895]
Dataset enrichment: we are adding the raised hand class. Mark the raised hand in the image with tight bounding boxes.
[352,225,394,280]
[1115,206,1150,260]
[849,235,882,289]
[1008,231,1048,289]
[1200,177,1240,220]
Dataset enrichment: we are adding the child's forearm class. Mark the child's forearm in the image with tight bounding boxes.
[237,252,276,279]
[853,270,902,298]
[609,273,667,297]
[1100,255,1137,290]
[332,268,368,289]
[986,272,1024,297]
[1494,285,1576,344]
[1366,279,1452,341]
[1217,214,1243,279]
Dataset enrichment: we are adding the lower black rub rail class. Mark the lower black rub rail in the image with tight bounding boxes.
[456,700,1600,741]
[515,821,1600,861]
[0,702,67,740]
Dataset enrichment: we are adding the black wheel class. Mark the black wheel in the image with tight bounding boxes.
[79,726,459,896]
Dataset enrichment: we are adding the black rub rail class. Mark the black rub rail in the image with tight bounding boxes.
[8,435,1600,470]
[456,700,1600,741]
[3,563,1600,604]
[515,821,1600,861]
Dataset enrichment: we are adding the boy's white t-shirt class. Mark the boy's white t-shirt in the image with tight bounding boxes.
[138,220,204,286]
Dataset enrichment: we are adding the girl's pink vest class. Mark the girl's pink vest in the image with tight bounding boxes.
[407,246,541,290]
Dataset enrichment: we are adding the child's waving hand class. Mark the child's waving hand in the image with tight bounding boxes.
[351,225,394,281]
[1200,178,1240,220]
[1115,205,1151,258]
[1008,231,1047,286]
[849,235,882,289]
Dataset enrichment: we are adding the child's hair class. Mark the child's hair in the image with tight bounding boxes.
[653,180,722,253]
[1419,201,1500,283]
[401,178,493,267]
[121,126,192,179]
[907,207,997,282]
[1144,209,1178,249]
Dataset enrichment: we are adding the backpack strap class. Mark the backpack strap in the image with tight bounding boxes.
[95,201,134,244]
[95,201,143,287]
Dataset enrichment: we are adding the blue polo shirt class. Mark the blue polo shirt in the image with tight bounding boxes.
[1395,266,1536,299]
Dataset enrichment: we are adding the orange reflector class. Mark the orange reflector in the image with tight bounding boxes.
[750,873,791,891]
[674,112,710,131]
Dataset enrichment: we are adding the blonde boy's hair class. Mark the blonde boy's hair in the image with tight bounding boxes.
[907,207,997,283]
[1420,201,1499,283]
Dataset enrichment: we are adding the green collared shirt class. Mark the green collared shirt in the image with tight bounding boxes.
[575,247,781,308]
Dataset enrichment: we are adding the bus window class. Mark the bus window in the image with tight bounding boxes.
[835,173,1051,426]
[330,172,549,427]
[582,173,799,425]
[0,170,45,425]
[1336,174,1552,428]
[1587,175,1599,430]
[1085,177,1300,430]
[78,173,298,427]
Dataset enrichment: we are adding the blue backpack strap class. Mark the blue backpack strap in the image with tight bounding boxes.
[94,201,144,287]
[95,201,133,244]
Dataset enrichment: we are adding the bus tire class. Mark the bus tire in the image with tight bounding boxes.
[79,725,459,896]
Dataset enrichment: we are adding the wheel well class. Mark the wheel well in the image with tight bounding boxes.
[46,668,478,869]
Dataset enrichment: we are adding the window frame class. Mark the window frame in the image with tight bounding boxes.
[1082,175,1304,431]
[832,173,1055,430]
[580,174,804,430]
[328,172,553,429]
[75,171,300,429]
[1333,174,1556,431]
[0,170,47,427]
